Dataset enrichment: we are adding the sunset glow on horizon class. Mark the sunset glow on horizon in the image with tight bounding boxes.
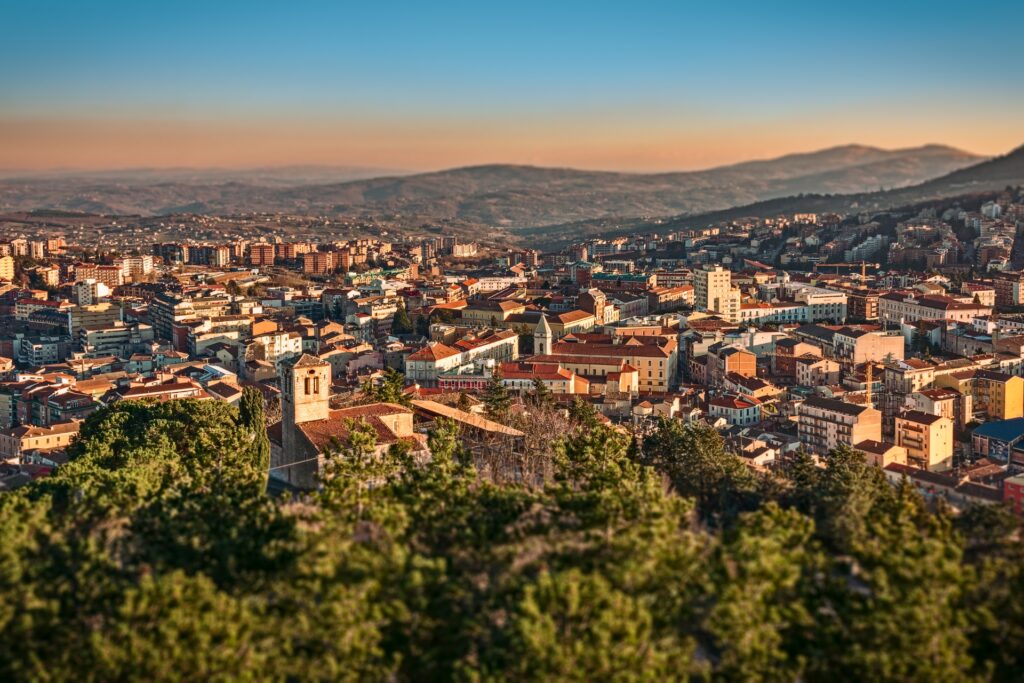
[3,1,1022,173]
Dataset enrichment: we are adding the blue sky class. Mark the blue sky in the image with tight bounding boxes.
[2,1,1022,170]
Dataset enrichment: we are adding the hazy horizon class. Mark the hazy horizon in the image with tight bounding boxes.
[0,141,997,179]
[2,1,1022,172]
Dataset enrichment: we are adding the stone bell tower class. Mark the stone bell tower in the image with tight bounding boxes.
[534,314,553,356]
[281,354,331,461]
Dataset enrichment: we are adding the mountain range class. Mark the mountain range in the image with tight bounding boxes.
[0,144,986,226]
[515,144,1024,246]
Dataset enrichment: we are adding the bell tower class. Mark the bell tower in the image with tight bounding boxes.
[534,314,553,356]
[283,354,331,429]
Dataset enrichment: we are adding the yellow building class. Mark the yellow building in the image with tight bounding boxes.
[69,302,123,336]
[460,301,526,324]
[532,336,677,392]
[855,439,907,468]
[0,255,14,282]
[935,369,1024,421]
[893,410,954,472]
[974,370,1024,420]
[0,420,81,463]
[694,265,740,322]
[503,310,596,339]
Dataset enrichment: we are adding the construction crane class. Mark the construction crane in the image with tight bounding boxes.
[865,363,873,409]
[812,261,879,276]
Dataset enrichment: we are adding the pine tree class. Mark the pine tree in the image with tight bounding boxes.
[392,303,413,335]
[529,377,554,408]
[362,368,411,406]
[483,368,512,420]
[568,396,600,428]
[415,313,430,337]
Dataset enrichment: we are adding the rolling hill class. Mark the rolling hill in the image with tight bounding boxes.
[0,144,982,225]
[523,143,1024,247]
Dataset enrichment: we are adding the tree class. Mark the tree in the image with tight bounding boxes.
[0,386,1018,680]
[956,505,1024,680]
[638,418,760,522]
[415,313,430,337]
[708,503,818,681]
[361,368,411,406]
[392,303,413,335]
[528,377,554,408]
[509,569,680,680]
[568,396,601,428]
[483,368,512,420]
[238,386,270,478]
[456,391,472,412]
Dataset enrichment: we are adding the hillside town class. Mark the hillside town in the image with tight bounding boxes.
[2,189,1024,511]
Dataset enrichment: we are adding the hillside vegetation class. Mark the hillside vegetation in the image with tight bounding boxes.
[2,397,1023,681]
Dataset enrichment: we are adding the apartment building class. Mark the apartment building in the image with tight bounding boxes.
[0,255,14,282]
[150,292,233,340]
[935,369,1024,421]
[694,265,740,322]
[79,321,155,357]
[878,293,992,325]
[832,328,904,366]
[908,387,972,430]
[795,356,840,387]
[532,336,678,392]
[249,243,276,266]
[0,420,81,463]
[893,410,954,471]
[884,358,936,394]
[974,370,1024,420]
[114,255,154,280]
[705,343,756,389]
[302,251,335,275]
[787,285,849,322]
[406,330,519,387]
[773,338,821,379]
[69,302,122,336]
[797,396,882,453]
[73,263,125,288]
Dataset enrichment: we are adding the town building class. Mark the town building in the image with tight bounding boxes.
[797,396,882,453]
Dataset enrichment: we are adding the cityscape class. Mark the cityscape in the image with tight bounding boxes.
[3,1,1024,681]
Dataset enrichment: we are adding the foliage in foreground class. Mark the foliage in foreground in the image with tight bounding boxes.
[1,404,1023,681]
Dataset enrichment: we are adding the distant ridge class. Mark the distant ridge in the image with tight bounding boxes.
[525,142,1024,246]
[0,144,983,225]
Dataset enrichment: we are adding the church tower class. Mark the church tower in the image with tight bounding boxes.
[270,353,333,489]
[283,354,331,427]
[534,314,553,356]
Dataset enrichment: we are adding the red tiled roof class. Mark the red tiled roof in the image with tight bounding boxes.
[554,310,594,324]
[551,341,672,358]
[407,343,461,362]
[296,403,413,452]
[710,395,761,410]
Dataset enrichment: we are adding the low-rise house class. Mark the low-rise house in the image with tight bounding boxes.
[708,394,763,427]
[0,420,81,464]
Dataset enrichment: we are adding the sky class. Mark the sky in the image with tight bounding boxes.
[1,0,1022,172]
